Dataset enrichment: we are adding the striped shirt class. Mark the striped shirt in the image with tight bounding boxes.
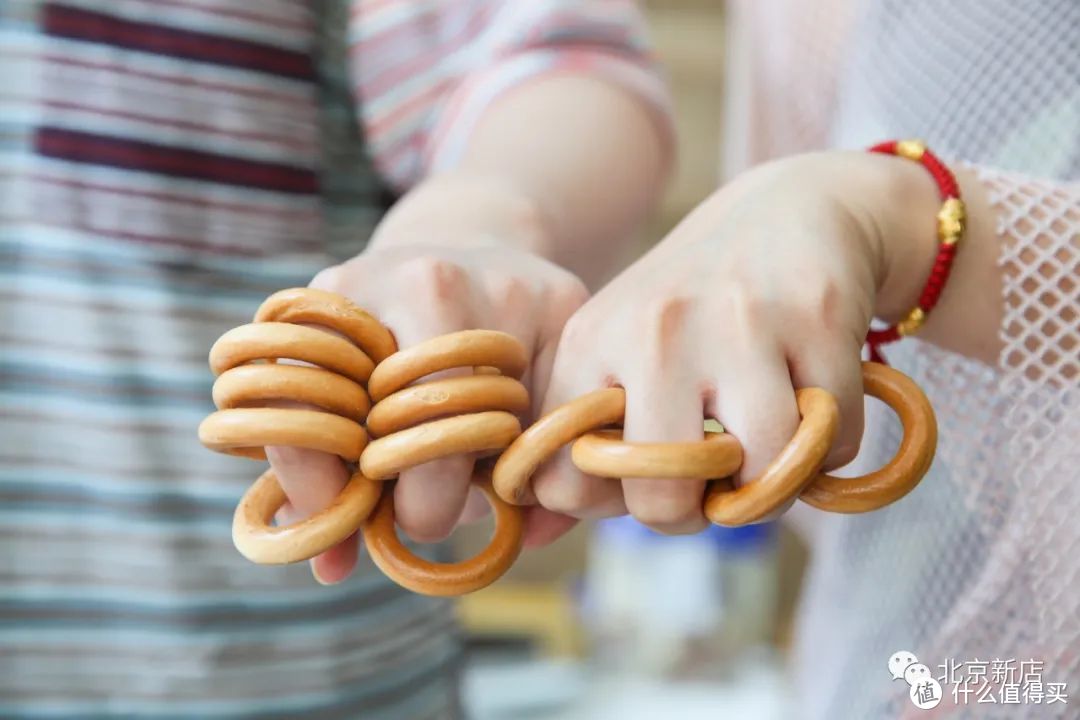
[0,1,667,717]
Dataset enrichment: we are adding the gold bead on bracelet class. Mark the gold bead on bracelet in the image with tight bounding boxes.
[937,198,966,245]
[897,307,926,336]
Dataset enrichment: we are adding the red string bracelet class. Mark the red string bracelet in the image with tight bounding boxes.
[864,139,966,364]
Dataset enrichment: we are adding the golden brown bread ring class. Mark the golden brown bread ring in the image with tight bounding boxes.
[362,472,524,596]
[212,364,371,423]
[209,323,375,385]
[703,387,839,525]
[799,361,938,513]
[357,332,530,594]
[494,363,935,526]
[572,429,743,480]
[254,287,398,363]
[203,286,937,592]
[492,387,626,505]
[232,468,381,564]
[360,410,522,480]
[198,407,368,462]
[366,375,528,438]
[367,330,528,402]
[202,289,392,568]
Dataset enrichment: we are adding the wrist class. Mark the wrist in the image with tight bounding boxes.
[844,152,943,324]
[369,170,556,257]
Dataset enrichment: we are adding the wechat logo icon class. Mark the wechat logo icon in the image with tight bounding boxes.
[889,650,942,710]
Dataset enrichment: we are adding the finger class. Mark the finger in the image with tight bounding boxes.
[522,506,580,548]
[457,484,492,525]
[518,275,590,410]
[709,340,801,491]
[531,447,626,520]
[266,445,359,583]
[786,333,865,469]
[394,455,476,543]
[375,257,476,543]
[311,534,360,585]
[255,271,370,582]
[620,374,710,536]
[531,321,626,520]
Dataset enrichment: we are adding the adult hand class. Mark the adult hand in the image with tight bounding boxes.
[531,152,941,535]
[269,175,589,583]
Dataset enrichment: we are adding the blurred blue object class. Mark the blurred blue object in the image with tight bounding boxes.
[595,514,777,552]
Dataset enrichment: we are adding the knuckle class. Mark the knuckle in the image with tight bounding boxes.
[702,283,761,335]
[640,294,694,372]
[310,265,345,293]
[793,281,856,331]
[720,284,774,326]
[643,294,693,338]
[812,281,844,330]
[488,275,533,312]
[398,256,469,300]
[553,275,590,311]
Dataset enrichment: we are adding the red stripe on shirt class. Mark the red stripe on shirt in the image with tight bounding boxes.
[34,127,319,195]
[42,3,314,81]
[130,0,314,33]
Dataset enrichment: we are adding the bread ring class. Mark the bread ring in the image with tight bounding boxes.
[366,375,528,438]
[493,387,626,505]
[198,407,368,462]
[361,411,522,480]
[572,430,743,480]
[362,472,524,596]
[799,361,937,513]
[209,323,375,385]
[367,330,527,402]
[704,387,839,525]
[254,287,398,363]
[232,468,381,564]
[212,364,370,423]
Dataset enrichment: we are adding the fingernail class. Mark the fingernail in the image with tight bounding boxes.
[311,561,336,586]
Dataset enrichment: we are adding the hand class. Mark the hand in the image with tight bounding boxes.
[531,152,940,536]
[269,176,589,583]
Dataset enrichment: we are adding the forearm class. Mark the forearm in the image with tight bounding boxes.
[370,75,672,288]
[873,161,1005,366]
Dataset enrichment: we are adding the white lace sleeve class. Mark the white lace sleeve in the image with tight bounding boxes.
[986,169,1080,388]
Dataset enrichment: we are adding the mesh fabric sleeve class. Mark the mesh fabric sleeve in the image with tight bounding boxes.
[981,168,1080,388]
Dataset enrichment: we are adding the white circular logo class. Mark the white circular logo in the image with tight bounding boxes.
[904,662,933,687]
[909,677,943,710]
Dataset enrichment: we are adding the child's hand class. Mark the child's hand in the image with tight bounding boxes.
[531,152,941,535]
[269,177,588,583]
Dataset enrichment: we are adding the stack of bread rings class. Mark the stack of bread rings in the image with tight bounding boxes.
[198,288,937,597]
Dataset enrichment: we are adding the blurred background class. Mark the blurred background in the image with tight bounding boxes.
[457,3,807,717]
